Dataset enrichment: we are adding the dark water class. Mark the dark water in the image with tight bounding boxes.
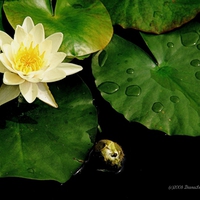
[1,13,200,200]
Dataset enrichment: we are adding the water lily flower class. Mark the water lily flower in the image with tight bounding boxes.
[0,16,82,108]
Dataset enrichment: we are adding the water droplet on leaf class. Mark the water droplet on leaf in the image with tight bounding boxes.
[152,102,164,113]
[125,85,141,96]
[190,59,200,67]
[153,11,163,18]
[126,68,134,74]
[170,96,180,103]
[27,168,35,174]
[98,50,107,67]
[195,71,200,80]
[181,32,199,47]
[72,4,83,9]
[167,42,174,48]
[98,82,119,94]
[197,44,200,50]
[164,1,170,6]
[127,78,133,82]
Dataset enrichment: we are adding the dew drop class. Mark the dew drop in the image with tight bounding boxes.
[27,168,35,174]
[170,96,179,103]
[125,85,141,96]
[72,4,83,8]
[195,71,200,80]
[127,78,133,82]
[164,1,169,6]
[126,68,134,74]
[167,42,174,48]
[98,81,119,94]
[152,102,164,113]
[181,32,199,47]
[153,11,163,18]
[98,50,108,67]
[197,44,200,50]
[190,59,200,67]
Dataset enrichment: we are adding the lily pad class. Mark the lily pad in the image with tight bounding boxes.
[92,21,200,136]
[101,0,200,34]
[0,75,98,183]
[3,0,113,59]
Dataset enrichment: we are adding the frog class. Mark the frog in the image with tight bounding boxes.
[73,139,125,175]
[94,139,125,169]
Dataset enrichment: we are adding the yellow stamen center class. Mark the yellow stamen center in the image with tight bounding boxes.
[14,42,45,75]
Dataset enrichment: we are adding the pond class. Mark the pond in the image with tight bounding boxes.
[1,0,200,198]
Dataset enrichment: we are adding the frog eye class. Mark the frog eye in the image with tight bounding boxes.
[95,140,106,151]
[111,152,118,157]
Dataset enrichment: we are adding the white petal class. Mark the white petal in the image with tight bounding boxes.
[57,63,83,75]
[47,52,66,71]
[0,61,8,73]
[30,23,45,44]
[0,31,13,47]
[1,44,14,65]
[10,40,20,54]
[22,16,34,33]
[3,71,25,85]
[0,84,20,106]
[46,32,63,53]
[19,81,38,103]
[42,63,82,82]
[41,68,67,82]
[18,71,43,83]
[0,53,15,73]
[14,26,27,44]
[37,82,58,108]
[39,39,52,58]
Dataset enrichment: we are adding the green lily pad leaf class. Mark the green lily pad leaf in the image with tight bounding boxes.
[3,0,113,59]
[92,21,200,136]
[101,0,200,34]
[0,75,98,183]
